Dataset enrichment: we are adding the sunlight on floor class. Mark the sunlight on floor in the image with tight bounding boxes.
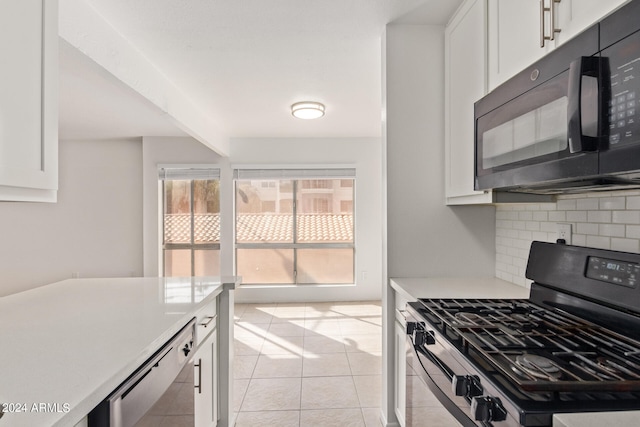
[135,301,383,427]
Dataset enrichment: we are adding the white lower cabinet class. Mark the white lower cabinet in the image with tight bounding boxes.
[194,303,218,427]
[393,290,414,426]
[194,328,218,427]
[394,314,407,427]
[195,330,218,427]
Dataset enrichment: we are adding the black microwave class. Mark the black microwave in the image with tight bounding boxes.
[475,0,640,194]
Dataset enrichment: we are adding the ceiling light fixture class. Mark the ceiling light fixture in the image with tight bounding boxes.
[291,101,325,119]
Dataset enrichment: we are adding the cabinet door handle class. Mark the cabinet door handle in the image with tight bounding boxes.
[540,0,562,47]
[194,358,202,394]
[200,315,217,328]
[549,0,561,41]
[540,0,546,47]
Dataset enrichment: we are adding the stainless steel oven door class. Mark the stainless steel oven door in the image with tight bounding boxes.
[406,310,475,427]
[405,306,523,427]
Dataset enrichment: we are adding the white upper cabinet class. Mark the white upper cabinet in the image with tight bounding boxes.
[487,0,553,90]
[555,0,630,46]
[445,0,493,204]
[488,0,630,90]
[0,0,58,202]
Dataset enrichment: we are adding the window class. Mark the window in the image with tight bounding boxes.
[160,168,220,277]
[234,169,355,285]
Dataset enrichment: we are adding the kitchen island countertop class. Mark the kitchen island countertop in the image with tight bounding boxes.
[0,276,239,427]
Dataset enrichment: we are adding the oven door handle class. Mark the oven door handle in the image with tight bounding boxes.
[412,338,455,380]
[568,55,608,153]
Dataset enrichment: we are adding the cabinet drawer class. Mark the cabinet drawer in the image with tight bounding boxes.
[394,292,414,325]
[394,293,409,312]
[194,301,217,346]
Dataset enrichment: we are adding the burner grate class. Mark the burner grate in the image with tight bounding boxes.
[418,298,640,392]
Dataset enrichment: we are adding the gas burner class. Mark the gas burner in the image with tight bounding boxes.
[513,354,562,381]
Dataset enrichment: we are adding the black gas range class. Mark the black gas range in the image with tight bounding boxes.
[405,241,640,426]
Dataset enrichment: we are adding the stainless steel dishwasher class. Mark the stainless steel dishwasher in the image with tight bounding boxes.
[88,318,195,427]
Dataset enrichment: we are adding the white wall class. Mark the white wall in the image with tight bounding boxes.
[0,139,143,297]
[229,137,383,303]
[496,190,640,286]
[384,24,496,280]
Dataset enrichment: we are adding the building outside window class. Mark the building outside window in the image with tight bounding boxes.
[160,167,220,277]
[234,169,355,285]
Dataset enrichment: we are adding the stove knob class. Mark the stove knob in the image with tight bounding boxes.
[470,396,507,422]
[414,329,436,346]
[182,343,191,357]
[452,375,482,398]
[406,321,417,335]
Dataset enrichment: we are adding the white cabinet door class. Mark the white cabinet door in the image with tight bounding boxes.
[394,317,406,427]
[488,0,632,90]
[445,0,493,204]
[0,0,58,202]
[487,0,554,90]
[555,0,630,46]
[194,328,218,427]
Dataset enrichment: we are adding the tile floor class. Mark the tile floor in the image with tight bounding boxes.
[136,300,383,427]
[233,301,383,427]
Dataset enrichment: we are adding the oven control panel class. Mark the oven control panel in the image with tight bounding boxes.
[586,256,640,288]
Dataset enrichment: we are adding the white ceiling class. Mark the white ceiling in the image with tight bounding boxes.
[58,0,462,143]
[59,39,188,140]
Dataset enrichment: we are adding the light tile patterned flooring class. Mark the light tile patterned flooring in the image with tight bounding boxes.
[234,301,383,427]
[136,301,383,427]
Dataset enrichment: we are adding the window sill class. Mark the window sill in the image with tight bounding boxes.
[237,283,357,289]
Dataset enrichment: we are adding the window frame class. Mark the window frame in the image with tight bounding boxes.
[234,169,356,285]
[159,166,221,277]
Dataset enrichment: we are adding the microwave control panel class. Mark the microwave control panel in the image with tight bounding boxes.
[606,31,640,147]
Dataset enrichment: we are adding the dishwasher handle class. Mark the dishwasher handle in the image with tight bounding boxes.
[120,346,173,400]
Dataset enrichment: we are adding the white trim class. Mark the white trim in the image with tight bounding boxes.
[158,166,221,180]
[157,163,222,169]
[231,163,357,171]
[234,167,356,180]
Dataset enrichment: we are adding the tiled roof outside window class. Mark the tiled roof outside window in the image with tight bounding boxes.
[164,213,353,243]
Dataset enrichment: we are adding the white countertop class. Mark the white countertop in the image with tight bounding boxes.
[390,276,640,427]
[390,276,531,301]
[554,411,640,427]
[0,276,237,427]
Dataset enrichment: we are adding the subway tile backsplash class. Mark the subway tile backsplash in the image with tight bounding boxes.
[495,190,640,287]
